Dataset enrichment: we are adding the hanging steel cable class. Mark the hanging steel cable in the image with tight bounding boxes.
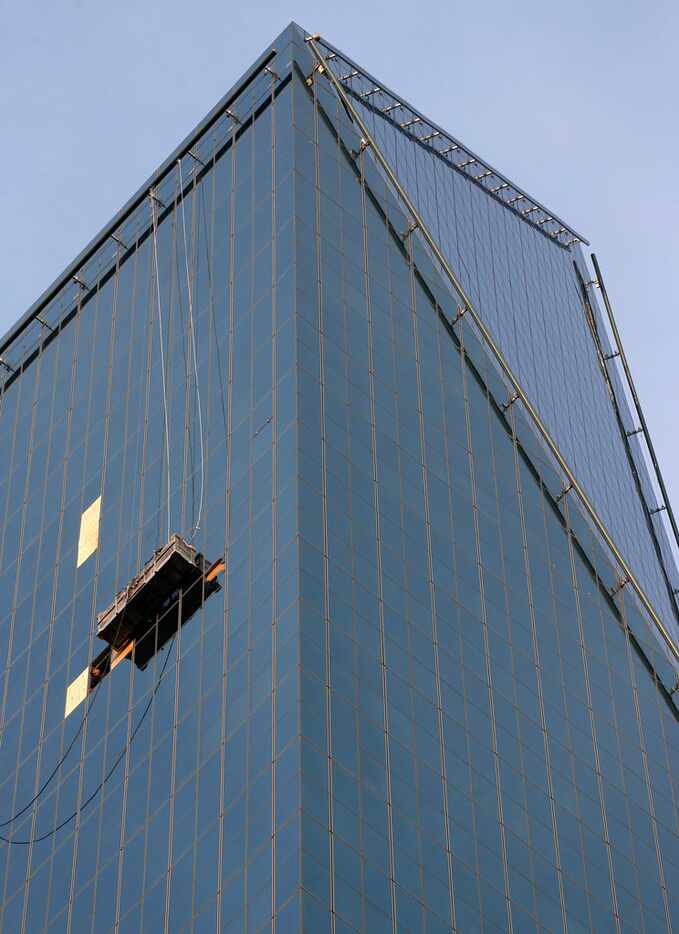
[177,158,205,541]
[1,183,191,846]
[151,191,172,541]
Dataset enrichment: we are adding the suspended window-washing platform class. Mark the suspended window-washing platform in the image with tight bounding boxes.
[65,535,224,717]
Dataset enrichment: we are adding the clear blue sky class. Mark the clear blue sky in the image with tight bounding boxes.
[1,0,676,511]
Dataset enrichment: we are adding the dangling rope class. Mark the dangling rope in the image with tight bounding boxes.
[177,158,205,541]
[0,556,136,829]
[0,634,176,846]
[151,191,172,540]
[0,681,103,829]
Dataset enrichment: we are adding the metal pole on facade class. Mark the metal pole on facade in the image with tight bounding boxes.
[591,253,679,565]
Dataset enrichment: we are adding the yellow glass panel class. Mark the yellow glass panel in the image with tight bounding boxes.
[76,496,101,568]
[64,667,89,718]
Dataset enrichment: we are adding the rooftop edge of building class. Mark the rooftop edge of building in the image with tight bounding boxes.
[1,20,587,361]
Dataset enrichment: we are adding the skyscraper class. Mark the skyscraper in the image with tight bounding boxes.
[1,21,677,933]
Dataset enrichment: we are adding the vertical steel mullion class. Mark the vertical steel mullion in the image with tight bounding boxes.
[241,103,256,934]
[131,230,165,933]
[215,120,238,934]
[29,311,76,925]
[138,617,172,932]
[163,595,183,934]
[357,149,398,933]
[88,232,125,934]
[188,152,218,930]
[17,304,51,934]
[113,246,141,601]
[112,241,143,933]
[111,609,142,934]
[269,69,279,934]
[309,71,337,934]
[507,405,571,934]
[1,334,44,802]
[22,287,83,870]
[616,591,672,930]
[405,233,457,931]
[561,494,623,932]
[65,279,110,934]
[0,372,12,564]
[458,327,514,933]
[11,299,66,931]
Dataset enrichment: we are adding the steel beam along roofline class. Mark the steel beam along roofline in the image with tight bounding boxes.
[304,34,678,667]
[315,34,589,248]
[0,43,279,358]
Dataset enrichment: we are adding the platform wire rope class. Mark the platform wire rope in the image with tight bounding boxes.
[151,190,173,542]
[303,33,679,668]
[177,158,205,542]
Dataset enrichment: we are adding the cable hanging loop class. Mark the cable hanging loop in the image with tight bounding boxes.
[0,635,176,846]
[0,684,103,830]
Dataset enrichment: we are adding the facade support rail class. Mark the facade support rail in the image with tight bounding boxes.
[590,253,679,580]
[573,260,679,630]
[304,33,679,667]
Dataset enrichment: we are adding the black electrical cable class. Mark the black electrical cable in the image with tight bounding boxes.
[0,634,176,846]
[0,682,103,829]
[0,601,133,829]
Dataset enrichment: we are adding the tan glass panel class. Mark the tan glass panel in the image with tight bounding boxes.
[64,667,90,718]
[76,495,101,568]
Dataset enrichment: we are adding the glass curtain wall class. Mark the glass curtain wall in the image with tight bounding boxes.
[0,35,303,933]
[343,66,679,651]
[294,62,678,933]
